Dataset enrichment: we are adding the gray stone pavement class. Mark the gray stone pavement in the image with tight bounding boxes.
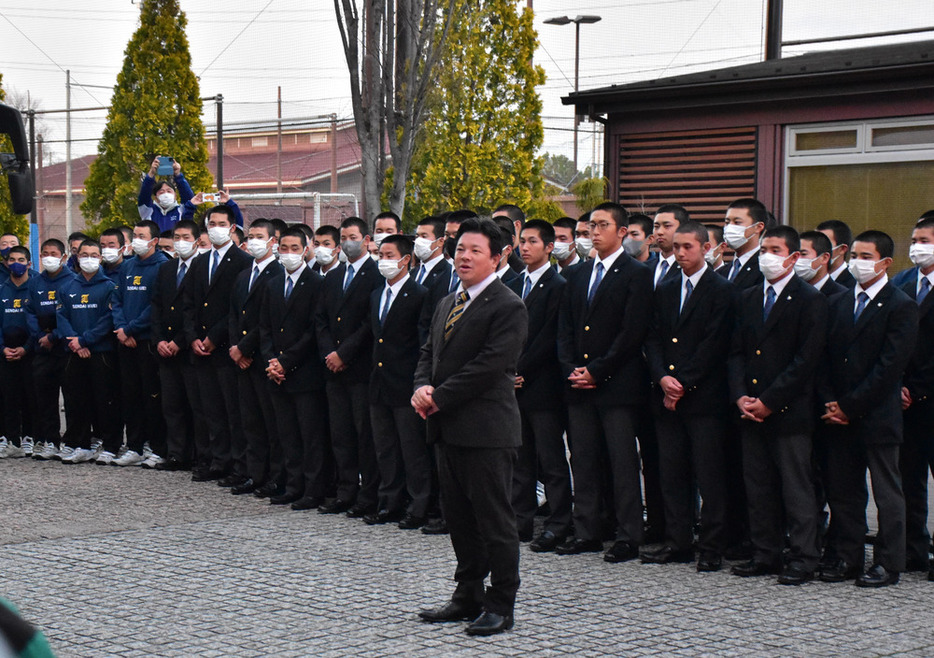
[2,458,934,657]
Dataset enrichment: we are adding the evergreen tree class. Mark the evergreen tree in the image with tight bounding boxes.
[81,0,211,233]
[404,0,559,222]
[0,73,29,242]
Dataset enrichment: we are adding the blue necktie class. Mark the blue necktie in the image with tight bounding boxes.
[449,271,460,294]
[521,274,532,300]
[588,262,604,304]
[918,278,931,305]
[176,262,187,288]
[248,265,259,292]
[763,285,776,321]
[854,291,869,321]
[343,264,355,292]
[380,289,392,326]
[681,279,693,314]
[210,251,220,283]
[656,260,669,289]
[285,276,294,299]
[416,265,426,285]
[729,258,742,282]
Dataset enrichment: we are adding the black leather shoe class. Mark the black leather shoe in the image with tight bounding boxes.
[418,600,481,623]
[269,492,301,505]
[191,468,227,482]
[421,518,449,535]
[777,566,814,585]
[731,559,780,577]
[640,543,694,564]
[291,496,323,511]
[518,528,534,543]
[723,540,753,561]
[398,514,427,530]
[218,474,245,488]
[346,503,375,519]
[696,552,722,572]
[363,509,404,525]
[604,541,639,563]
[155,457,188,471]
[555,537,603,555]
[819,558,860,583]
[230,479,255,495]
[318,498,353,514]
[464,611,513,636]
[253,482,283,499]
[856,564,899,588]
[529,530,564,553]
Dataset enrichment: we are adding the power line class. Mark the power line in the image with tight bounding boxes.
[199,0,276,77]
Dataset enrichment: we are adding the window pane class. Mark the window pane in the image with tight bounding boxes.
[795,130,858,151]
[788,161,934,272]
[872,125,934,148]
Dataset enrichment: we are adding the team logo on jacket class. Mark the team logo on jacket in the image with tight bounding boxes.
[13,299,21,308]
[81,294,89,304]
[48,291,55,301]
[134,276,142,285]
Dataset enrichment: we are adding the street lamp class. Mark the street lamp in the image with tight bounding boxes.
[544,15,602,172]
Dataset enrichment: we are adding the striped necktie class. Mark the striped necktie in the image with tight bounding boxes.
[444,291,469,340]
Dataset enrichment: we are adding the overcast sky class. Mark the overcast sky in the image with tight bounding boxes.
[2,0,932,172]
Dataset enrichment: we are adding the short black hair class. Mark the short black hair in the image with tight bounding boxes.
[447,209,479,225]
[249,218,275,238]
[205,204,237,225]
[41,238,66,255]
[340,216,369,237]
[919,209,934,221]
[416,216,445,241]
[153,180,176,195]
[456,217,504,256]
[728,198,770,227]
[655,204,690,225]
[674,221,709,246]
[592,202,629,229]
[174,219,201,239]
[522,219,555,245]
[0,232,18,241]
[553,217,576,232]
[269,218,288,237]
[68,231,89,243]
[915,217,934,233]
[8,245,29,261]
[78,238,101,252]
[853,230,894,260]
[493,203,525,225]
[815,219,852,248]
[315,225,340,243]
[493,216,516,237]
[380,234,413,258]
[627,213,653,236]
[135,220,160,241]
[280,226,308,248]
[762,225,800,254]
[100,228,126,246]
[293,223,315,243]
[160,230,173,239]
[799,230,833,256]
[232,226,245,243]
[373,211,402,232]
[703,223,724,244]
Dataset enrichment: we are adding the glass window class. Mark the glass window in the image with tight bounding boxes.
[794,130,858,151]
[871,125,934,148]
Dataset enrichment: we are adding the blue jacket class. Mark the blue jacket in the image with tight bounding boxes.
[182,198,244,228]
[138,173,196,232]
[55,270,117,352]
[102,258,131,284]
[112,250,169,340]
[26,268,76,355]
[0,276,34,351]
[0,263,39,287]
[892,265,917,288]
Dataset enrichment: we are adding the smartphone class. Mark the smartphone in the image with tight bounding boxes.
[157,156,174,176]
[202,193,219,203]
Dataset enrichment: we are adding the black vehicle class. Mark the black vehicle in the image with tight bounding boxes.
[0,102,33,214]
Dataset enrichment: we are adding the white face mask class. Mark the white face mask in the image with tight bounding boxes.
[101,247,122,264]
[314,246,336,266]
[174,240,197,259]
[246,237,271,260]
[131,237,153,257]
[848,258,882,285]
[575,237,593,258]
[413,237,438,262]
[41,256,63,274]
[78,257,100,275]
[123,243,134,257]
[723,224,751,250]
[338,250,348,263]
[909,243,934,269]
[378,258,406,280]
[157,192,175,209]
[552,241,573,261]
[793,257,819,282]
[758,252,792,281]
[207,225,231,247]
[279,252,304,273]
[704,245,721,266]
[370,253,380,263]
[373,232,389,247]
[196,246,211,256]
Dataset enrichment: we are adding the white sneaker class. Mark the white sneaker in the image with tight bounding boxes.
[0,437,8,457]
[140,453,164,469]
[90,438,102,453]
[1,442,25,459]
[33,441,58,460]
[62,447,96,464]
[113,449,144,467]
[95,450,116,465]
[115,444,128,459]
[142,442,153,459]
[53,443,74,460]
[20,437,34,456]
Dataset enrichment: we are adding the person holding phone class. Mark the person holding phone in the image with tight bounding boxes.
[138,156,196,232]
[187,189,244,228]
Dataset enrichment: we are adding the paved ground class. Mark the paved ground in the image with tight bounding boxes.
[2,458,934,657]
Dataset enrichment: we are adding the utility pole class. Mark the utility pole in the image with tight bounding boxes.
[765,0,783,60]
[215,94,224,189]
[276,86,283,194]
[330,113,338,194]
[65,70,72,236]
